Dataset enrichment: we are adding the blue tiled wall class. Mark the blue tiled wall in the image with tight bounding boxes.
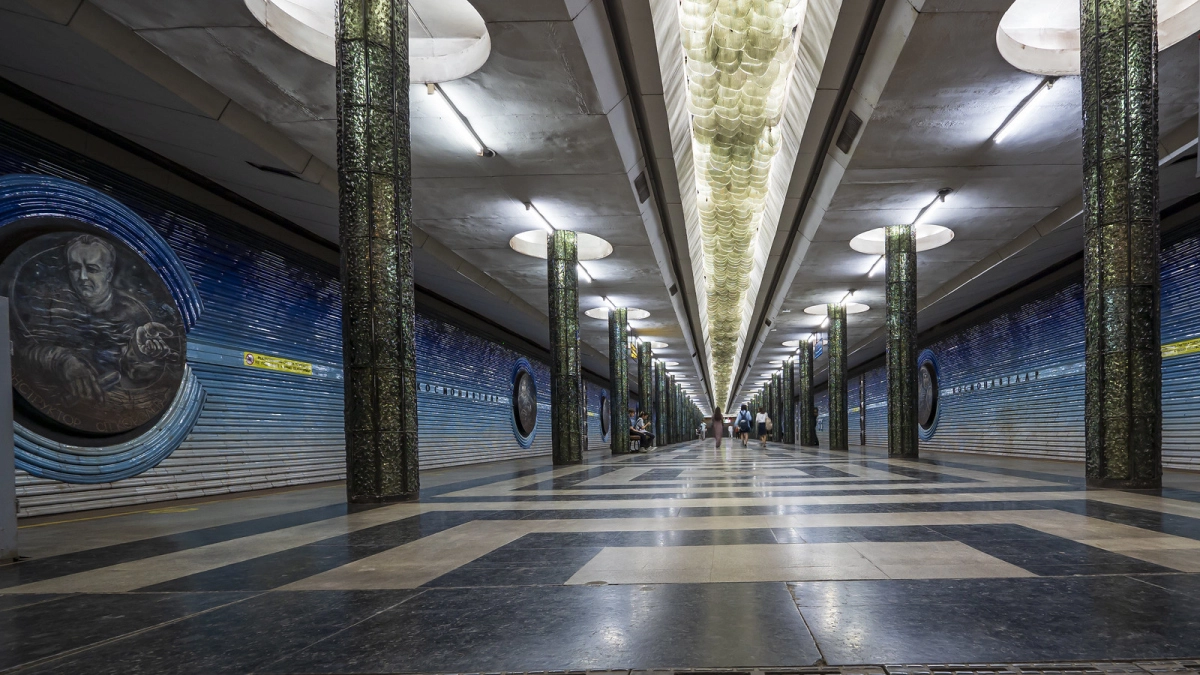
[816,223,1200,469]
[0,121,607,516]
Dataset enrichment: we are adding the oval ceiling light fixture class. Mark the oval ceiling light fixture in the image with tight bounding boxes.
[584,307,650,320]
[245,0,492,82]
[509,230,613,261]
[849,225,955,255]
[803,303,870,315]
[663,361,679,367]
[782,340,801,348]
[650,341,669,349]
[996,0,1200,76]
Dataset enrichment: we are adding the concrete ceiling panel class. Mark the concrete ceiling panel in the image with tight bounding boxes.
[136,26,336,125]
[90,0,259,29]
[468,0,573,23]
[0,8,199,114]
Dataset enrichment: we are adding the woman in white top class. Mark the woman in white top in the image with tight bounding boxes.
[755,408,770,447]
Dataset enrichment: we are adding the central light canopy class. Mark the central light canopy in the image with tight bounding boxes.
[678,0,807,403]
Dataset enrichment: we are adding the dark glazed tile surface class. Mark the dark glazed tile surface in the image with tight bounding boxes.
[0,593,70,613]
[791,576,1200,664]
[263,583,822,672]
[0,592,249,670]
[23,591,420,675]
[0,504,358,589]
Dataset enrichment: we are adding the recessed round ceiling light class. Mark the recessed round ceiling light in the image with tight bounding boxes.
[804,302,870,315]
[584,307,650,320]
[996,0,1200,76]
[509,230,613,261]
[245,0,492,81]
[782,340,800,347]
[849,225,954,255]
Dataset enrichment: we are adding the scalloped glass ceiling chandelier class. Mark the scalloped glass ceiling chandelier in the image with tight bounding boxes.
[680,0,804,403]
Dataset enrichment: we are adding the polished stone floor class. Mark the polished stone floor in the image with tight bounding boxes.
[6,441,1200,673]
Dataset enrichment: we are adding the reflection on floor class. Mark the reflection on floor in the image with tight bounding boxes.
[7,441,1200,672]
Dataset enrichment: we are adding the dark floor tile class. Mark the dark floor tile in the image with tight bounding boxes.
[772,526,950,544]
[0,592,249,671]
[421,564,585,587]
[1132,574,1200,598]
[930,524,1057,542]
[138,543,394,592]
[470,545,605,567]
[949,529,1177,575]
[1021,562,1175,576]
[0,594,71,613]
[261,583,821,673]
[24,591,421,675]
[790,576,1200,664]
[505,529,779,548]
[798,465,858,478]
[0,504,358,590]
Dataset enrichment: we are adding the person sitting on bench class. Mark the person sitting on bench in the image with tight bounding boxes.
[628,409,651,451]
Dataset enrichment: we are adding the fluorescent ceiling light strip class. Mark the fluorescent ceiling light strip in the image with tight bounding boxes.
[525,202,555,233]
[868,255,885,277]
[993,76,1057,144]
[430,83,494,157]
[914,189,952,226]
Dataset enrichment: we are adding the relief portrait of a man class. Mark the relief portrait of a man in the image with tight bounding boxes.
[0,230,186,436]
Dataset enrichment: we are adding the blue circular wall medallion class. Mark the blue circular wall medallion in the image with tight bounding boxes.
[917,349,941,440]
[0,175,205,483]
[510,358,537,448]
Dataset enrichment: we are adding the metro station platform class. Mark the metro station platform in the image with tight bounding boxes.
[6,442,1200,673]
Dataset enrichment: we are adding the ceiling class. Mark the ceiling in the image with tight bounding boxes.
[0,0,1197,414]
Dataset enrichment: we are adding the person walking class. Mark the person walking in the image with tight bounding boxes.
[711,407,724,449]
[735,404,752,447]
[756,407,770,448]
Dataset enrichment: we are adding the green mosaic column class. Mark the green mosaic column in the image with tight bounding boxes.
[779,366,786,443]
[609,308,629,454]
[655,361,665,443]
[677,383,684,440]
[828,304,849,450]
[886,224,918,458]
[671,378,679,442]
[661,366,669,443]
[799,340,817,446]
[783,359,795,444]
[338,0,418,503]
[1082,0,1161,488]
[547,230,582,465]
[859,373,867,446]
[772,369,782,439]
[663,370,672,444]
[639,341,653,425]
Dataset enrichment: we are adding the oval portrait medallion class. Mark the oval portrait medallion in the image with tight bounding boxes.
[0,230,186,435]
[917,361,938,430]
[512,369,537,437]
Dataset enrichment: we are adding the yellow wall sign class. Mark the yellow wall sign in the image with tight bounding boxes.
[243,351,313,376]
[1163,338,1200,359]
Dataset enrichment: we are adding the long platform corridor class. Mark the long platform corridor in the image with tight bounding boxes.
[7,443,1200,673]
